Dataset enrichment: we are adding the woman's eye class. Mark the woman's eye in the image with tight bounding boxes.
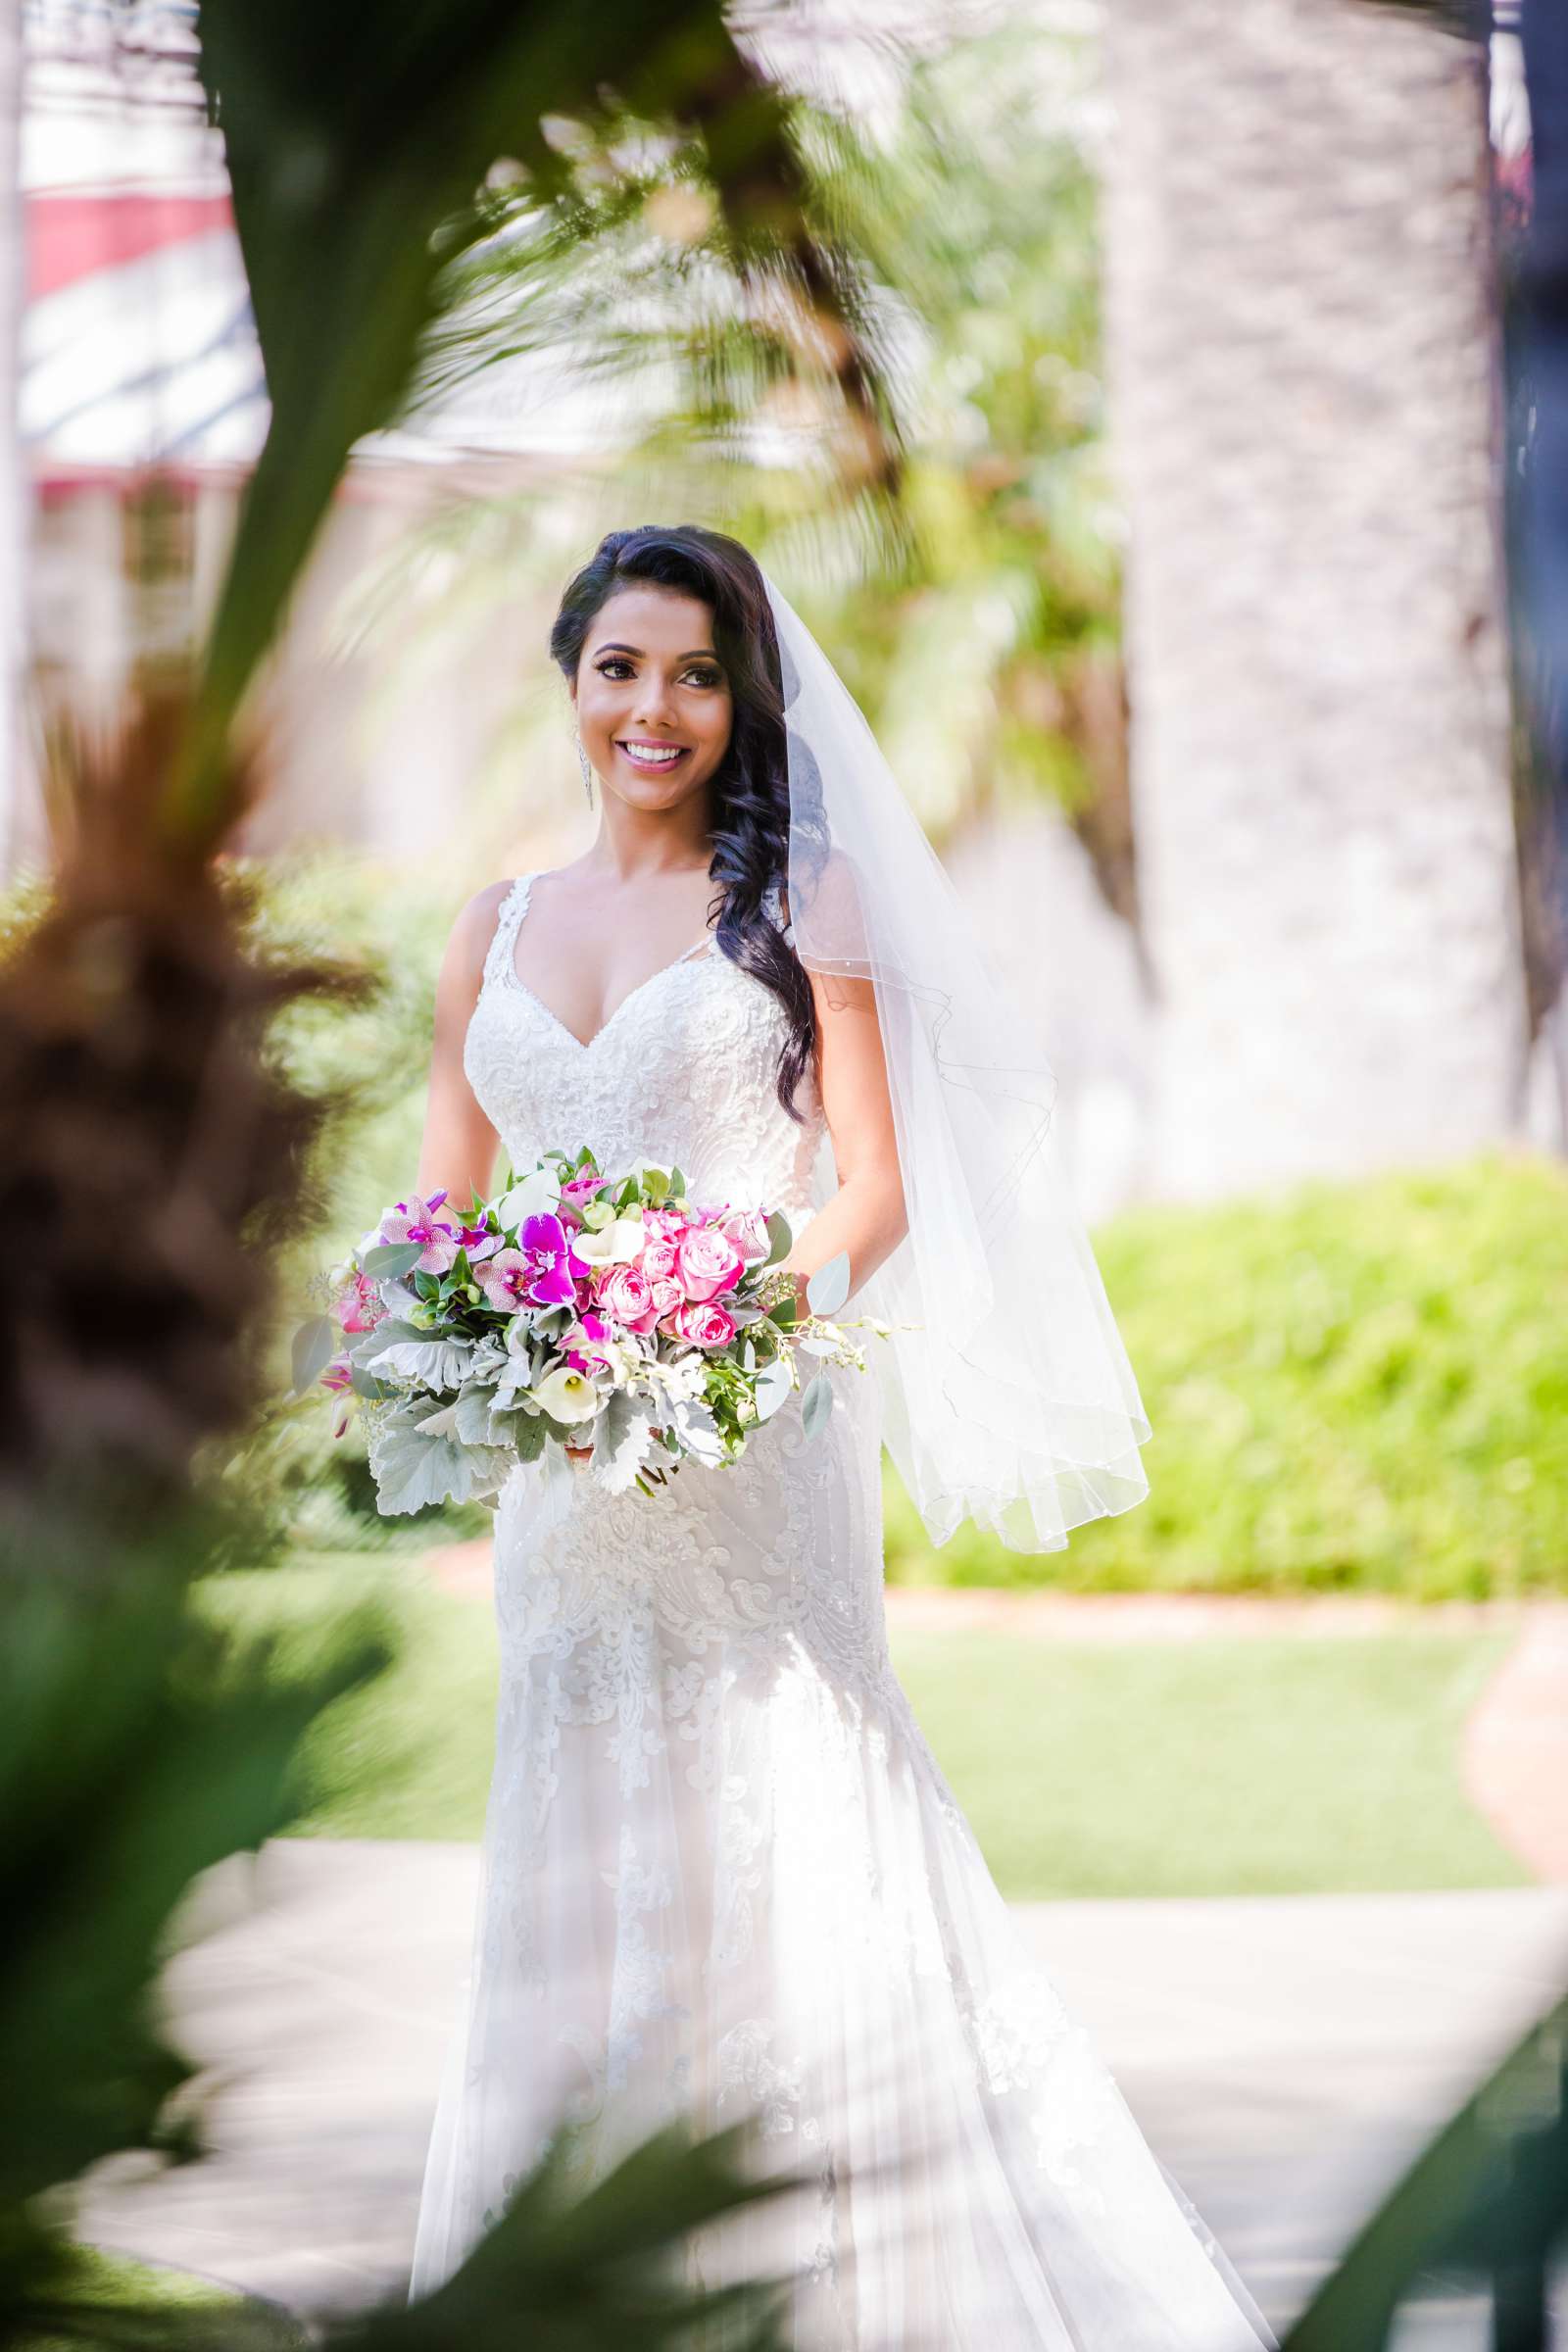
[592,658,722,688]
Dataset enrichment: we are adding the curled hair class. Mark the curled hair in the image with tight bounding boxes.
[550,524,815,1117]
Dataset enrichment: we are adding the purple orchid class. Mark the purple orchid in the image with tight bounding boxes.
[477,1213,578,1312]
[565,1309,614,1374]
[379,1195,459,1274]
[320,1353,355,1442]
[456,1218,501,1264]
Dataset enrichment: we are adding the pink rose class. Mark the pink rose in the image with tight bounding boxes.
[593,1261,660,1334]
[664,1298,736,1349]
[641,1233,679,1283]
[720,1206,771,1265]
[675,1223,744,1301]
[647,1274,684,1319]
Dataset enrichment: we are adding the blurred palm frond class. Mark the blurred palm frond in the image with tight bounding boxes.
[175,1,905,832]
[0,691,367,1528]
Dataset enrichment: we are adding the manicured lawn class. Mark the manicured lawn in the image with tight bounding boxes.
[198,1560,1525,1901]
[891,1627,1521,1899]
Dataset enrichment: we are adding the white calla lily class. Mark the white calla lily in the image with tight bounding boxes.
[495,1165,562,1229]
[529,1366,601,1423]
[572,1215,646,1266]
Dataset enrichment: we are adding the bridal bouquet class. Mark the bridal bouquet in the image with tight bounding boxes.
[292,1150,869,1516]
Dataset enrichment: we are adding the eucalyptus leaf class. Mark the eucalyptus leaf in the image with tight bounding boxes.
[349,1363,390,1402]
[806,1251,851,1317]
[290,1314,336,1397]
[796,1334,839,1356]
[754,1357,794,1423]
[363,1239,425,1279]
[764,1210,793,1268]
[801,1371,835,1443]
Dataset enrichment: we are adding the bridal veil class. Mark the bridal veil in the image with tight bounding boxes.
[761,572,1151,1554]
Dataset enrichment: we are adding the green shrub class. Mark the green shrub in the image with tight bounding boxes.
[885,1152,1568,1598]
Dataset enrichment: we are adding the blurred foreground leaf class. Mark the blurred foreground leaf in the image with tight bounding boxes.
[0,1502,391,2342]
[1285,1986,1568,2349]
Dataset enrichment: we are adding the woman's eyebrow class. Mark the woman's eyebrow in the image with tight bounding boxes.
[591,640,721,661]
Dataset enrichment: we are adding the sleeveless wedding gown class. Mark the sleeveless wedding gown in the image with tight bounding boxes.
[407,872,1274,2350]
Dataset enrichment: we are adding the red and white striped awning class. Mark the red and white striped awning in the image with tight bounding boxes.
[24,184,268,478]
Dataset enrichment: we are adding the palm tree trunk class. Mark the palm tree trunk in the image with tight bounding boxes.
[1101,0,1529,1198]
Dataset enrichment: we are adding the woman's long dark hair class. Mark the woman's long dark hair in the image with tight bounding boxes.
[550,524,815,1118]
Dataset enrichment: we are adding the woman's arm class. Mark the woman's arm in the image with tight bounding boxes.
[781,964,907,1306]
[414,883,510,1213]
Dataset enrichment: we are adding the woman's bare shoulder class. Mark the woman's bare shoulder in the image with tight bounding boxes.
[438,877,518,983]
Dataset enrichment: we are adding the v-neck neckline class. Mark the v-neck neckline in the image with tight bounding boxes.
[501,870,717,1054]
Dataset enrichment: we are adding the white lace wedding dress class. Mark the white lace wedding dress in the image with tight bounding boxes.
[407,872,1273,2349]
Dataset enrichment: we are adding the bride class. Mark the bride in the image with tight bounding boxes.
[404,523,1273,2347]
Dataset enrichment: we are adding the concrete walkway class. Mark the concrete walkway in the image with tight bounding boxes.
[74,1839,1568,2345]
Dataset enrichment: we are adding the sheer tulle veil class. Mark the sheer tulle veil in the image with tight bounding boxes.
[760,571,1152,1554]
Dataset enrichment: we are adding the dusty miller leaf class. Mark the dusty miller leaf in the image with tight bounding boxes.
[671,1398,727,1467]
[368,1412,512,1516]
[360,1327,475,1390]
[595,1391,659,1494]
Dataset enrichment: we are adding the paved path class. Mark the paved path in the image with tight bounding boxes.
[75,1839,1568,2344]
[1462,1604,1568,1882]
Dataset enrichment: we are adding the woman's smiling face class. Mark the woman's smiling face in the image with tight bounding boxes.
[571,583,734,814]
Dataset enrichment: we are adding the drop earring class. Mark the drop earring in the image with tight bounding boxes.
[575,732,595,808]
